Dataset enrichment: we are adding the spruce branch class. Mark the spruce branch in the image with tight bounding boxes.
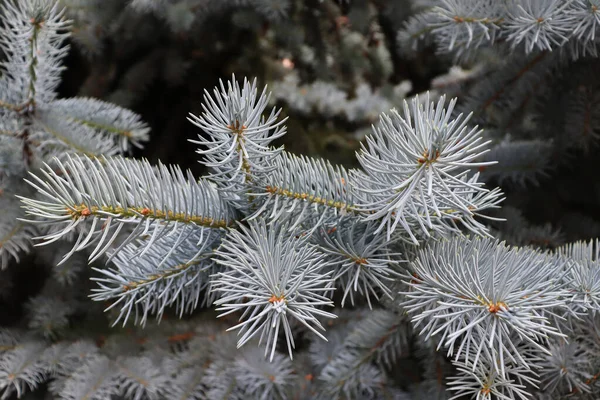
[313,309,410,399]
[230,346,294,400]
[343,309,410,369]
[477,139,554,187]
[42,340,98,380]
[247,151,357,234]
[188,75,286,210]
[19,155,234,264]
[26,296,74,340]
[314,219,403,309]
[0,341,47,399]
[317,357,390,400]
[211,219,336,361]
[430,0,503,56]
[59,355,120,400]
[308,327,346,373]
[504,0,573,53]
[91,225,223,327]
[0,220,34,270]
[48,98,151,152]
[32,106,125,159]
[2,0,600,395]
[0,0,71,107]
[354,93,500,242]
[539,340,592,394]
[447,355,536,400]
[400,0,596,59]
[572,0,600,44]
[117,356,167,400]
[165,367,206,400]
[0,196,36,270]
[397,12,438,57]
[558,240,600,314]
[402,236,569,372]
[458,51,552,128]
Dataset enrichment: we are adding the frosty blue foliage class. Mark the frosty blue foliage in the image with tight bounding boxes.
[26,295,74,339]
[0,341,46,398]
[314,219,403,308]
[343,309,410,369]
[33,106,125,158]
[0,0,69,105]
[59,355,120,400]
[430,0,503,55]
[403,236,568,369]
[212,219,336,361]
[48,98,151,152]
[92,225,223,326]
[15,64,592,400]
[231,347,294,400]
[317,359,390,400]
[247,151,356,233]
[0,0,150,267]
[270,74,411,123]
[0,204,36,269]
[504,0,573,53]
[354,93,502,242]
[401,0,600,58]
[539,340,592,394]
[5,0,600,398]
[559,240,600,314]
[118,356,167,400]
[572,0,600,44]
[447,355,536,400]
[188,76,286,211]
[19,155,233,264]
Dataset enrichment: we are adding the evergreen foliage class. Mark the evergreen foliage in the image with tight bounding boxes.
[2,1,600,399]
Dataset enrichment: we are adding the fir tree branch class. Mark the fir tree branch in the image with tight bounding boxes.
[188,75,286,212]
[0,0,71,106]
[48,98,151,152]
[92,225,222,326]
[19,155,234,264]
[212,219,336,361]
[247,151,358,233]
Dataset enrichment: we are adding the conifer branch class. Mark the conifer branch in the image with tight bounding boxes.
[19,155,234,264]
